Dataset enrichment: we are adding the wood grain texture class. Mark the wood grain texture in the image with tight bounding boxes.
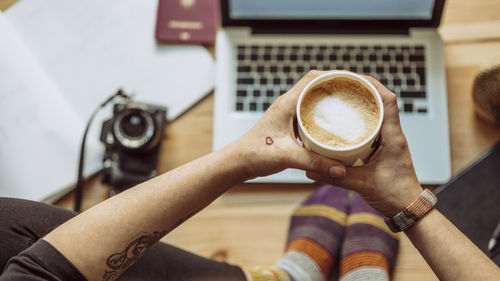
[3,0,500,280]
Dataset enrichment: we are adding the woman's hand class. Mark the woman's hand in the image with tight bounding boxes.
[305,76,423,217]
[229,70,347,180]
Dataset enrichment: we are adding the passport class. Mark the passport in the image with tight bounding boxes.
[155,0,218,44]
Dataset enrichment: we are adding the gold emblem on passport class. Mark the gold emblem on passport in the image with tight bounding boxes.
[180,0,195,9]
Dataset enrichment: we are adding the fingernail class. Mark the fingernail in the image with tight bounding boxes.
[329,166,346,177]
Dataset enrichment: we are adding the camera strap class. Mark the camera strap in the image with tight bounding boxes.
[74,89,132,212]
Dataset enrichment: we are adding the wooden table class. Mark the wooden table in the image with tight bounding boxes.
[3,0,500,280]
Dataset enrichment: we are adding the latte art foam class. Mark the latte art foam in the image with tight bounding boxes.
[313,95,366,143]
[300,77,379,148]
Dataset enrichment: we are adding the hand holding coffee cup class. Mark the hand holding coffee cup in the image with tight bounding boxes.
[297,71,384,166]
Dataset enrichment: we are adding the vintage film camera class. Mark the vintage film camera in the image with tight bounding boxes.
[100,102,167,189]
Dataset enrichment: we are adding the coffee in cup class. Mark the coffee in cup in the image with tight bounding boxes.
[297,71,384,166]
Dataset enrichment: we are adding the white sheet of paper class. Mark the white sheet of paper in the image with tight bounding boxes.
[0,12,101,201]
[0,0,214,201]
[5,0,215,121]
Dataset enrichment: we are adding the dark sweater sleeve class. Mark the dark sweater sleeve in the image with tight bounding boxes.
[0,239,87,281]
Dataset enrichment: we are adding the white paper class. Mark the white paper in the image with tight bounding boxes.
[0,0,214,201]
[5,0,215,121]
[0,13,101,201]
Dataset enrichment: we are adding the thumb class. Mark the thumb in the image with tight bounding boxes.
[288,147,347,177]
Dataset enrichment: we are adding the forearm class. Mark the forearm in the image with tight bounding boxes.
[44,144,248,281]
[405,209,500,281]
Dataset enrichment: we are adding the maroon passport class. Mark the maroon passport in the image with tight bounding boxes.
[155,0,218,44]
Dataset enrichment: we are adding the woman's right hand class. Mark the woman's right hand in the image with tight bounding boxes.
[306,76,423,217]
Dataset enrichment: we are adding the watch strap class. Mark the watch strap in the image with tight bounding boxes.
[384,189,437,233]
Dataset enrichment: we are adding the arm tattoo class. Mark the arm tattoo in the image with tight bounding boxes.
[103,230,166,281]
[265,136,274,145]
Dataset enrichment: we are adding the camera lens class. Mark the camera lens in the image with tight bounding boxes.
[121,114,147,138]
[113,107,155,150]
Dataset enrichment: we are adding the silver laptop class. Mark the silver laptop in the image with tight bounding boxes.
[213,0,451,184]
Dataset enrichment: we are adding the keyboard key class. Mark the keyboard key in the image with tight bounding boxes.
[283,66,291,73]
[270,66,278,73]
[237,54,245,60]
[266,90,274,97]
[418,108,428,113]
[409,54,424,62]
[382,55,391,61]
[253,90,261,97]
[329,54,337,61]
[400,91,426,98]
[250,54,258,60]
[369,54,377,61]
[290,54,298,61]
[303,54,311,61]
[236,102,244,111]
[273,78,281,84]
[376,66,384,73]
[395,54,404,61]
[249,102,257,111]
[263,54,271,60]
[286,78,294,85]
[389,66,398,73]
[393,78,402,86]
[343,54,350,61]
[238,65,251,72]
[277,54,285,61]
[316,54,324,61]
[296,66,305,73]
[263,102,271,111]
[407,78,415,86]
[363,66,371,73]
[256,65,264,72]
[415,46,425,51]
[402,66,411,73]
[355,54,364,61]
[404,103,413,112]
[237,78,253,84]
[416,67,426,85]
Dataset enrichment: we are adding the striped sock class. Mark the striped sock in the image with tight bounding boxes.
[244,185,348,281]
[339,193,399,281]
[243,185,347,281]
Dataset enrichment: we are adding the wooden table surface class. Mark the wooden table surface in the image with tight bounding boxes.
[2,0,500,280]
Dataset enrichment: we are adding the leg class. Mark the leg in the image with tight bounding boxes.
[245,185,349,281]
[0,198,246,281]
[339,194,399,281]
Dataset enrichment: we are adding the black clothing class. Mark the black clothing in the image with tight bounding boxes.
[0,198,246,281]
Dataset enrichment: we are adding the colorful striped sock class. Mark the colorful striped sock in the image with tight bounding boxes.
[244,185,348,281]
[248,185,347,281]
[339,193,399,281]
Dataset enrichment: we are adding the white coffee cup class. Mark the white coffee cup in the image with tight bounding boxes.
[296,71,384,166]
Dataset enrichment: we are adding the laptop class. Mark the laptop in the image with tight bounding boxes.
[213,0,451,184]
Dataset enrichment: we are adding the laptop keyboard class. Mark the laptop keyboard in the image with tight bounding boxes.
[235,44,427,114]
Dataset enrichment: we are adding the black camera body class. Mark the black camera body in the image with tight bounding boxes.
[100,102,167,189]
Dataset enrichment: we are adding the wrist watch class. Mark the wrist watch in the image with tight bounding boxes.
[384,189,437,233]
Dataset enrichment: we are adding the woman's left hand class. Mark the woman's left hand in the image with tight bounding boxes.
[229,70,347,179]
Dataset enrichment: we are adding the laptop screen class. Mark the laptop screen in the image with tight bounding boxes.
[229,0,434,20]
[221,0,444,31]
